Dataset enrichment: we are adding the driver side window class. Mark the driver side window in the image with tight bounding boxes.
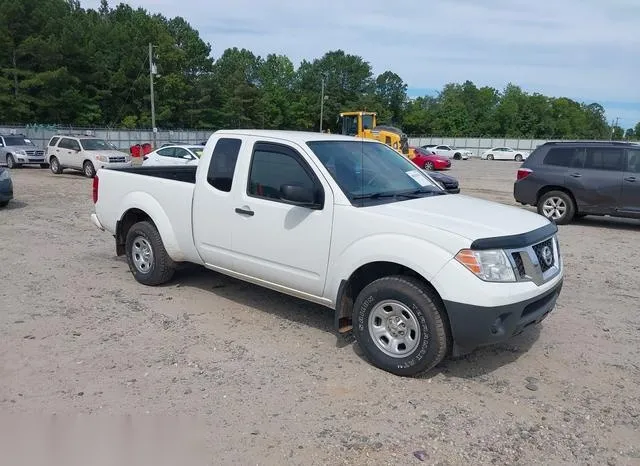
[157,148,175,157]
[174,148,191,159]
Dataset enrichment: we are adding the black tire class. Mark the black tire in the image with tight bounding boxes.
[423,161,435,171]
[0,200,8,208]
[487,154,494,160]
[40,163,49,169]
[514,154,523,162]
[6,154,20,169]
[49,157,63,174]
[83,160,96,178]
[125,221,175,286]
[352,275,449,377]
[453,153,461,160]
[537,190,575,225]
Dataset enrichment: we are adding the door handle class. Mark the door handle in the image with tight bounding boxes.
[570,173,582,178]
[235,207,254,217]
[624,176,637,182]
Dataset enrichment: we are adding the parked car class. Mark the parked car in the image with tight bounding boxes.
[423,144,471,160]
[0,167,13,207]
[46,135,132,178]
[481,147,529,161]
[91,130,563,377]
[514,141,640,224]
[142,145,204,166]
[426,170,460,194]
[0,134,47,169]
[410,147,451,170]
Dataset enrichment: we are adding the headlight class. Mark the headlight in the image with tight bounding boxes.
[16,150,27,156]
[95,155,108,162]
[455,249,516,282]
[0,170,10,181]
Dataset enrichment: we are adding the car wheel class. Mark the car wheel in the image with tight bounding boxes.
[514,154,523,162]
[0,200,8,208]
[83,160,96,178]
[538,190,575,225]
[487,154,494,160]
[49,157,63,174]
[423,161,435,171]
[125,221,176,286]
[453,153,461,160]
[6,154,19,169]
[352,275,449,377]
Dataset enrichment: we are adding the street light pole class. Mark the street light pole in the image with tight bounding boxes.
[319,77,325,133]
[149,43,157,147]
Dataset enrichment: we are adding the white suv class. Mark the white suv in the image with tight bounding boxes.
[46,135,132,178]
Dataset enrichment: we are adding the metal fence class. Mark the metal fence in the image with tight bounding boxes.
[1,124,634,156]
[0,125,212,151]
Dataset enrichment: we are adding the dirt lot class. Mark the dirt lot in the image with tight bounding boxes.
[1,160,639,465]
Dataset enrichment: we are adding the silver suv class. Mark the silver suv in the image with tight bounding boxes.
[46,135,132,178]
[0,134,47,169]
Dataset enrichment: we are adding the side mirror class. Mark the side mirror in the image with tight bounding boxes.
[280,184,320,209]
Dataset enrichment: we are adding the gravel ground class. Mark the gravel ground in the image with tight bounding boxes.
[1,160,639,465]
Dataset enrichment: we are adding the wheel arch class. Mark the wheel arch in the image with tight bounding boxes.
[536,185,578,209]
[334,261,450,336]
[115,208,154,256]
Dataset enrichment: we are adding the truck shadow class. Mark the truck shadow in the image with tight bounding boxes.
[171,264,542,379]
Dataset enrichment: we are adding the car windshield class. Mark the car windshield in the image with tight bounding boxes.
[4,137,33,146]
[306,140,443,204]
[189,147,204,157]
[80,138,111,150]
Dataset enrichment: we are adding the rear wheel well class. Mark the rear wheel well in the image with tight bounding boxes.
[335,261,449,333]
[116,209,153,255]
[536,186,577,209]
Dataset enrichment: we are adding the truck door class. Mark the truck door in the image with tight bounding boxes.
[620,148,640,214]
[230,140,334,298]
[192,137,244,271]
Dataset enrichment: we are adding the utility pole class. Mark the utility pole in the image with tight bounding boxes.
[149,43,157,148]
[319,77,325,133]
[610,116,619,140]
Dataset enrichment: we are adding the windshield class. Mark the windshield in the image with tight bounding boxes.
[362,114,374,130]
[3,136,33,146]
[306,140,442,204]
[189,147,204,157]
[80,138,111,150]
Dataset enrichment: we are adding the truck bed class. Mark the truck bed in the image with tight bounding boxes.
[110,165,197,184]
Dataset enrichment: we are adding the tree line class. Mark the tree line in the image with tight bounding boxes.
[1,0,637,139]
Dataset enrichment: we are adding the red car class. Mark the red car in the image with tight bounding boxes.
[410,147,451,170]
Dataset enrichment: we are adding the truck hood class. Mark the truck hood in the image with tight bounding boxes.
[367,194,550,244]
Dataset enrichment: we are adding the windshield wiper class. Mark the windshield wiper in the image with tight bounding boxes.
[352,188,444,201]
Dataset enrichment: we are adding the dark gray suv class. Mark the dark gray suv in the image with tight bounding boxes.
[513,141,640,224]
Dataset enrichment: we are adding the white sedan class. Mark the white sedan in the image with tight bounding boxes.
[142,145,204,166]
[425,145,471,160]
[481,147,529,162]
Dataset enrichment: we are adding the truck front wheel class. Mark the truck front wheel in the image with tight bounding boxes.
[125,221,175,285]
[352,276,449,377]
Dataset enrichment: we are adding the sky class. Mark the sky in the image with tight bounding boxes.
[82,0,640,129]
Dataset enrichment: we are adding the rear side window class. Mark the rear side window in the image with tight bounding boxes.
[543,147,576,167]
[156,148,175,157]
[49,137,60,147]
[584,148,624,171]
[628,149,640,173]
[58,138,79,150]
[207,138,241,192]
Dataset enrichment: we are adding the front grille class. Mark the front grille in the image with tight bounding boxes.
[532,239,555,272]
[24,150,44,156]
[108,157,126,163]
[511,253,526,278]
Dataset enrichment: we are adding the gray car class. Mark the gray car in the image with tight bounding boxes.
[513,141,640,224]
[0,167,13,207]
[0,134,48,169]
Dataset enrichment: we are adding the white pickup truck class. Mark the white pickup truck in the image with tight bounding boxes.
[91,130,564,377]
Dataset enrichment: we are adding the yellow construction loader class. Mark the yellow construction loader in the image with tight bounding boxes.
[338,111,415,158]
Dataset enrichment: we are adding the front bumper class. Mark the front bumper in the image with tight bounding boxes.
[96,162,132,171]
[444,278,563,356]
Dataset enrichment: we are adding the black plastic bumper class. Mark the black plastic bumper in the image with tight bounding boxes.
[443,278,563,356]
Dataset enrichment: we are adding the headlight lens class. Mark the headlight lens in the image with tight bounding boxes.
[16,150,27,156]
[0,170,10,181]
[95,155,108,162]
[455,249,516,282]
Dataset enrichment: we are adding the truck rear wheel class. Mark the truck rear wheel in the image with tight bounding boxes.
[352,275,449,377]
[125,221,175,285]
